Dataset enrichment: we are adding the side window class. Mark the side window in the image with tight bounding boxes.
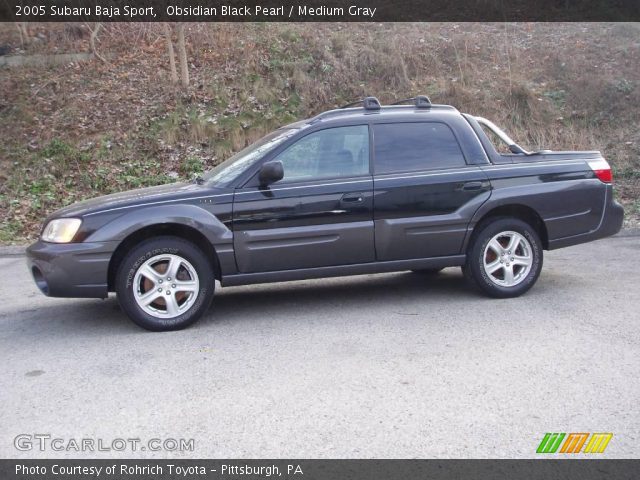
[373,122,466,174]
[274,125,369,183]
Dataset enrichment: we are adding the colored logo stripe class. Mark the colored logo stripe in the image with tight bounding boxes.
[560,433,589,453]
[584,433,613,453]
[536,433,565,453]
[537,433,613,454]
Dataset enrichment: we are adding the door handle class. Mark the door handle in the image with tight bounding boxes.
[461,181,488,191]
[341,193,365,204]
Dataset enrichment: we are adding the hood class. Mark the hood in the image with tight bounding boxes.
[49,182,207,219]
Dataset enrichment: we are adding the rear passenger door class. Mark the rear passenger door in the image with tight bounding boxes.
[233,125,375,273]
[372,122,490,261]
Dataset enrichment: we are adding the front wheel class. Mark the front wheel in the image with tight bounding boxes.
[115,236,215,331]
[463,218,543,298]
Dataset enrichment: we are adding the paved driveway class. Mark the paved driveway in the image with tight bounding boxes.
[1,236,638,458]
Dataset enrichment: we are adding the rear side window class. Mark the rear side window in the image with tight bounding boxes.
[373,122,466,174]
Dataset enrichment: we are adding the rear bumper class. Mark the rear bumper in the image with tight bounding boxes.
[547,192,624,250]
[26,240,117,298]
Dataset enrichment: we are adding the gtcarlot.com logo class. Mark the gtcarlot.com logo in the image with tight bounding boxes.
[536,433,613,454]
[14,434,195,452]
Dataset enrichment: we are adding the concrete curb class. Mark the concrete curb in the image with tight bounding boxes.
[0,245,28,257]
[1,228,638,258]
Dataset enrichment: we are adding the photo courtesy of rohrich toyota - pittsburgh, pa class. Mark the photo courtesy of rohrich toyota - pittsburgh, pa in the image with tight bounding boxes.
[0,0,638,479]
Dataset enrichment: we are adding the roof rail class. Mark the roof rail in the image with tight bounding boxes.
[391,95,432,108]
[339,96,381,110]
[310,95,455,123]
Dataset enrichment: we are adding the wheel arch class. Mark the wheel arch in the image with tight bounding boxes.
[107,223,221,291]
[465,204,549,251]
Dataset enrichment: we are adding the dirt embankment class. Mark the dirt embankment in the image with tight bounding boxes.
[0,23,638,243]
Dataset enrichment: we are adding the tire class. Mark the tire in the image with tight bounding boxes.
[115,236,215,331]
[411,268,444,275]
[463,217,543,298]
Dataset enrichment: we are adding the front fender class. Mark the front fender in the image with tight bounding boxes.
[85,204,235,274]
[86,204,232,244]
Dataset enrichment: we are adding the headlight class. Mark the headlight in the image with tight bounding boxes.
[41,218,82,243]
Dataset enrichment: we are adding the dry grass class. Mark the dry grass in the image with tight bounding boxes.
[0,22,639,242]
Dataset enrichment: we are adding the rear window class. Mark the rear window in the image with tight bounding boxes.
[373,122,466,174]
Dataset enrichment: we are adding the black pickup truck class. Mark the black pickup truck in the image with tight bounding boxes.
[27,96,623,330]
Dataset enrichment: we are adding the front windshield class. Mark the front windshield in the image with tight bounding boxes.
[203,127,299,186]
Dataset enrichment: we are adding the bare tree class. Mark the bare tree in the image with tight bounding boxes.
[176,24,189,88]
[163,23,178,85]
[16,22,30,48]
[88,23,107,64]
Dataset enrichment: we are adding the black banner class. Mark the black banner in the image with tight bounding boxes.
[2,0,640,22]
[1,460,640,480]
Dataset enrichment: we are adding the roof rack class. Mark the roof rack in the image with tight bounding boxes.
[310,95,453,123]
[390,95,432,108]
[339,96,381,110]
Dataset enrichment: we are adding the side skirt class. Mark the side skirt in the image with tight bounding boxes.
[221,255,466,287]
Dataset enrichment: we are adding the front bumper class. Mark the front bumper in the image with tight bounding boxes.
[26,240,118,298]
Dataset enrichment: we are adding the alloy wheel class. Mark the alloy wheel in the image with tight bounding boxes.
[482,231,533,287]
[133,254,200,318]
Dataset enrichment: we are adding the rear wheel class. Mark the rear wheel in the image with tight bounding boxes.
[463,218,543,298]
[115,236,215,331]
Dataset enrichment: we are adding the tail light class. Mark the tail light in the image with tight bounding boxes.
[588,159,613,184]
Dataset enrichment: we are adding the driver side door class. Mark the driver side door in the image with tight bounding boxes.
[232,125,375,273]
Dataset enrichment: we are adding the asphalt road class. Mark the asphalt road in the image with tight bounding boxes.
[1,236,638,459]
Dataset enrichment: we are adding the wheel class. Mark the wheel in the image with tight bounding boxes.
[411,268,444,275]
[115,236,215,331]
[463,218,543,298]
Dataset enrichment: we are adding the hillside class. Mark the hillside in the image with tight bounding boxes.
[1,22,639,243]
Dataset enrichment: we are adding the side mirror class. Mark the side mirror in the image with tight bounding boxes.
[258,161,284,186]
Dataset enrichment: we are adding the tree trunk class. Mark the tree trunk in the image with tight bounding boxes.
[176,24,189,88]
[16,22,30,48]
[89,23,107,64]
[164,23,178,85]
